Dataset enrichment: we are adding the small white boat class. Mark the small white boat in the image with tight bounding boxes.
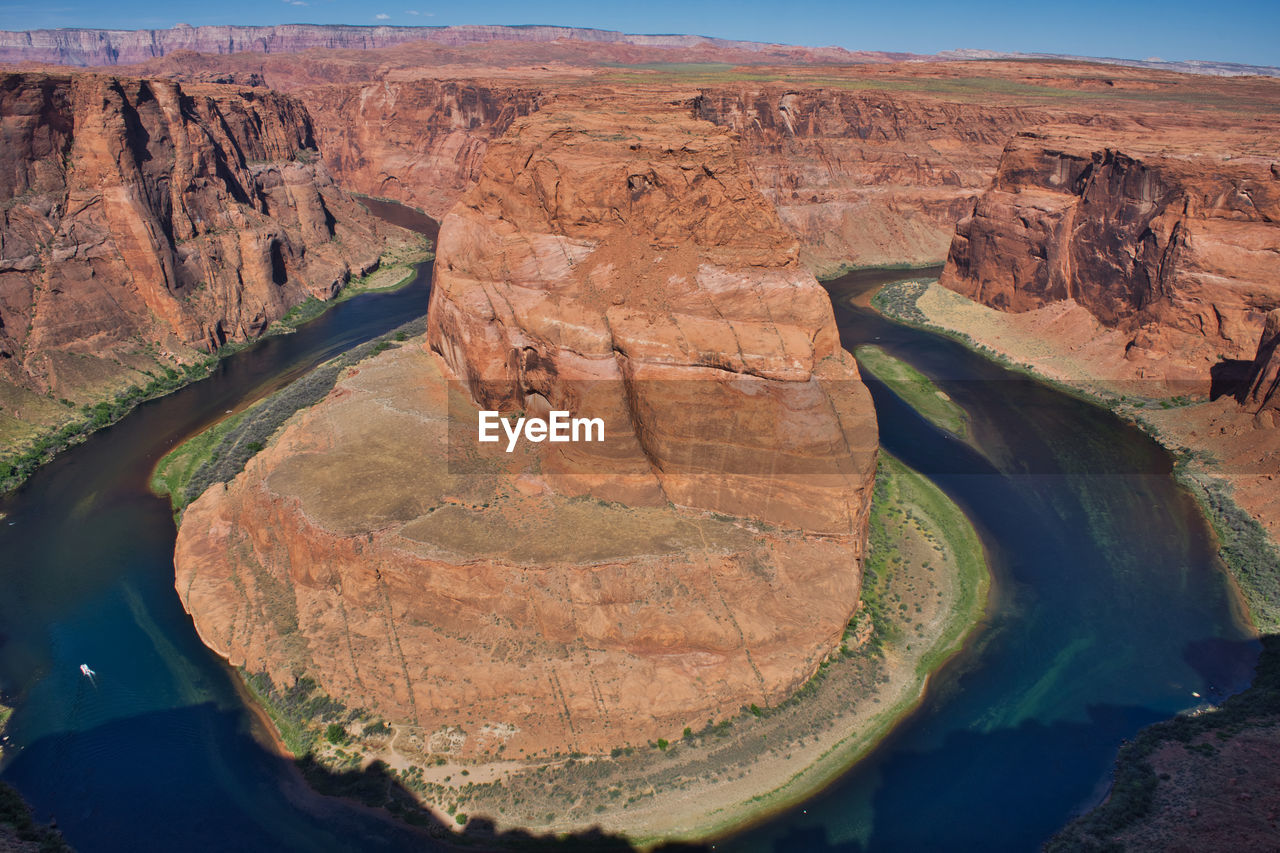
[79,664,95,679]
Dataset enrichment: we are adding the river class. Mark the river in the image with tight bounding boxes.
[726,269,1259,851]
[0,230,1259,850]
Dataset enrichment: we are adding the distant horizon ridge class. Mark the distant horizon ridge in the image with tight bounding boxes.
[0,22,1275,77]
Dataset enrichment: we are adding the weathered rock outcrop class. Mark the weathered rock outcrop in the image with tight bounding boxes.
[120,50,1280,281]
[940,132,1280,383]
[174,97,878,758]
[0,71,408,403]
[427,97,878,532]
[1244,308,1280,426]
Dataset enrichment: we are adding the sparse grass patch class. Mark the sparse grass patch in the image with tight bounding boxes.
[1175,459,1280,633]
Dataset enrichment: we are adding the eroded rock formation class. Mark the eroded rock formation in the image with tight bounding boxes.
[940,131,1280,383]
[694,87,1044,272]
[0,71,409,403]
[427,97,878,532]
[173,97,878,758]
[300,79,543,218]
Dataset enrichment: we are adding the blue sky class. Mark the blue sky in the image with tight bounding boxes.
[2,0,1277,67]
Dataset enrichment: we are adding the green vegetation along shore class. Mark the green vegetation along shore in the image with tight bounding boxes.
[855,345,968,439]
[871,277,1280,853]
[0,781,70,853]
[151,317,427,516]
[1,237,431,498]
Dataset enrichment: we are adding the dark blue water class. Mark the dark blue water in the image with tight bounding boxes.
[723,269,1260,851]
[0,201,441,851]
[0,253,1259,851]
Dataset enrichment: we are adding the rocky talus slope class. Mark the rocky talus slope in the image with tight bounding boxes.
[173,98,878,758]
[0,72,409,444]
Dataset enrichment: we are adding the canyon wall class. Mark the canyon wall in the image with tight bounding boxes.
[271,80,1061,274]
[174,97,878,757]
[940,131,1280,383]
[299,79,543,219]
[693,87,1045,272]
[0,72,408,406]
[1245,308,1280,426]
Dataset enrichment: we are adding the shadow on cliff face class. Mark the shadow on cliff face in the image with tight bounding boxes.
[1209,358,1254,401]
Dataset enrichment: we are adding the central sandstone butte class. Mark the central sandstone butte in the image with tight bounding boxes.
[173,97,878,758]
[143,36,1280,764]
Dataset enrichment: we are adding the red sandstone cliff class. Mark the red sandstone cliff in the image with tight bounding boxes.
[427,96,878,532]
[173,96,878,758]
[0,71,409,405]
[1244,308,1280,427]
[693,87,1046,272]
[940,131,1280,384]
[299,79,542,219]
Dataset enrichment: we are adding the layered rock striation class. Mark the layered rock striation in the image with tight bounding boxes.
[174,97,878,758]
[694,87,1045,272]
[0,71,408,403]
[940,131,1280,383]
[427,97,878,532]
[300,79,543,219]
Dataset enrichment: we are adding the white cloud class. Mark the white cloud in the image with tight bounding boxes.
[282,0,308,5]
[375,12,390,18]
[405,9,418,14]
[405,9,434,14]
